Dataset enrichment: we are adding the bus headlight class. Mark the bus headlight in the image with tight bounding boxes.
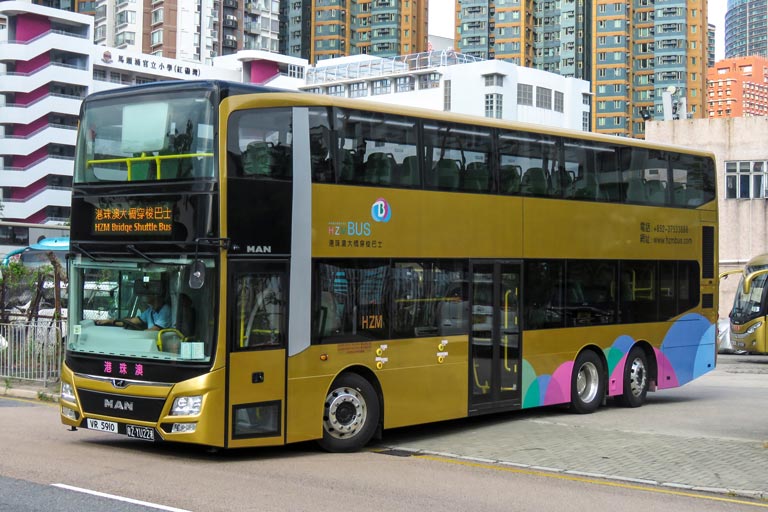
[745,321,763,335]
[171,395,202,416]
[61,382,77,404]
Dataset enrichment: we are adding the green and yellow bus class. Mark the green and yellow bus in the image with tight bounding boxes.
[60,80,718,452]
[724,254,768,354]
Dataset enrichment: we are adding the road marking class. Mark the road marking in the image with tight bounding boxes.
[415,454,768,509]
[52,483,192,512]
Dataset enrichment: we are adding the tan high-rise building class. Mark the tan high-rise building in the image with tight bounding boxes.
[454,0,709,138]
[283,0,428,64]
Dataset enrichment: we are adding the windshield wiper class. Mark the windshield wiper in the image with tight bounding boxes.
[71,243,113,263]
[127,244,161,264]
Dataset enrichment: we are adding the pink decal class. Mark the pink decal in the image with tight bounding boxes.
[104,361,113,373]
[134,364,144,377]
[543,361,574,405]
[608,355,627,396]
[119,362,128,375]
[654,348,680,389]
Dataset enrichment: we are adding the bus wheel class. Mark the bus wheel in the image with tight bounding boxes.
[318,373,380,453]
[570,350,605,414]
[616,346,649,408]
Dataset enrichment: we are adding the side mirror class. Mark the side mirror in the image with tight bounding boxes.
[189,259,206,289]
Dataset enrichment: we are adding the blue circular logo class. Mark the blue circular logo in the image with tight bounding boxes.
[371,198,392,223]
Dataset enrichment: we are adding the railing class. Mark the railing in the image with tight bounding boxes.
[0,320,63,386]
[3,92,83,109]
[0,29,91,46]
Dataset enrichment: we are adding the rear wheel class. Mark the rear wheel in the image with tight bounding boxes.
[616,346,649,408]
[318,373,380,453]
[570,350,605,414]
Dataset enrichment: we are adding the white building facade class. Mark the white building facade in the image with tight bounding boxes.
[301,52,592,132]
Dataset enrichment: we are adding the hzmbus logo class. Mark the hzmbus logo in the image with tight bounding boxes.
[371,198,392,223]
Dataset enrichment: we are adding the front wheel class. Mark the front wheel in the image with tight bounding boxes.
[570,350,606,414]
[616,346,649,408]
[318,373,380,453]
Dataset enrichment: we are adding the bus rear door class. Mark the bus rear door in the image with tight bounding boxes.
[227,260,288,447]
[469,261,522,413]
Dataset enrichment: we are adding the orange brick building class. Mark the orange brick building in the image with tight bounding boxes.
[708,56,768,118]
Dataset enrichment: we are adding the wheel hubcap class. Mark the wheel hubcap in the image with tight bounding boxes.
[576,361,599,404]
[628,357,647,397]
[324,386,367,440]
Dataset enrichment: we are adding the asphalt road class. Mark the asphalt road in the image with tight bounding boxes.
[0,354,767,511]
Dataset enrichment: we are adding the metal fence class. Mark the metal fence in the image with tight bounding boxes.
[0,319,63,386]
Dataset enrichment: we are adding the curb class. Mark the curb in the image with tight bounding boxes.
[384,446,768,502]
[1,386,59,403]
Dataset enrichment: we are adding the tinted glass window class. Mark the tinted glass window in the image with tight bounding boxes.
[227,108,293,180]
[333,108,419,187]
[424,122,493,192]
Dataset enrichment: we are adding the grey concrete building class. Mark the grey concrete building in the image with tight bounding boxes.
[645,116,768,318]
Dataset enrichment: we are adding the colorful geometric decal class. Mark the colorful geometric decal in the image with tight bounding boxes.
[520,314,715,408]
[656,313,716,389]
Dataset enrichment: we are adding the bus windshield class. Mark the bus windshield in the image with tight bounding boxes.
[74,88,216,183]
[730,273,768,324]
[67,257,216,363]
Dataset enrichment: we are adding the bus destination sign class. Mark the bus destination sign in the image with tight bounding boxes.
[93,203,173,236]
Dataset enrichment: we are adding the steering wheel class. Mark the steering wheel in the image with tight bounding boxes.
[122,318,147,331]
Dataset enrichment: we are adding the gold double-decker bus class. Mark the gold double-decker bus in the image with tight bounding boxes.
[60,80,718,452]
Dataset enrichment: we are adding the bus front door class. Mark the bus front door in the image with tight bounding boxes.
[226,260,288,447]
[469,262,521,412]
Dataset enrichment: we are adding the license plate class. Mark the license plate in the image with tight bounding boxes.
[126,424,155,441]
[86,418,118,433]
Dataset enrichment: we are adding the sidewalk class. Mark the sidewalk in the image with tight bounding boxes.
[0,381,59,402]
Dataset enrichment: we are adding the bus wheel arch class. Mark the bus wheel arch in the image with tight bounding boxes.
[616,342,654,408]
[570,346,607,414]
[318,367,382,453]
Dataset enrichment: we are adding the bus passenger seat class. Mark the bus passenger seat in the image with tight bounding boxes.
[366,152,393,184]
[550,168,573,197]
[521,167,548,196]
[436,159,460,189]
[242,141,272,176]
[569,174,599,200]
[176,293,196,338]
[625,177,647,203]
[499,165,521,194]
[399,156,420,186]
[339,149,356,182]
[646,180,666,204]
[464,162,489,192]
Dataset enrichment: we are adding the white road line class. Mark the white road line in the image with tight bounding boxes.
[52,483,192,512]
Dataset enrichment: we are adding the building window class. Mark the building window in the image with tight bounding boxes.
[395,76,414,92]
[444,79,451,111]
[151,8,163,24]
[725,160,768,199]
[485,93,503,118]
[536,87,552,109]
[484,74,504,87]
[326,84,346,97]
[372,79,391,95]
[517,83,533,106]
[349,82,368,98]
[554,91,564,113]
[582,111,590,131]
[418,73,441,89]
[150,29,163,45]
